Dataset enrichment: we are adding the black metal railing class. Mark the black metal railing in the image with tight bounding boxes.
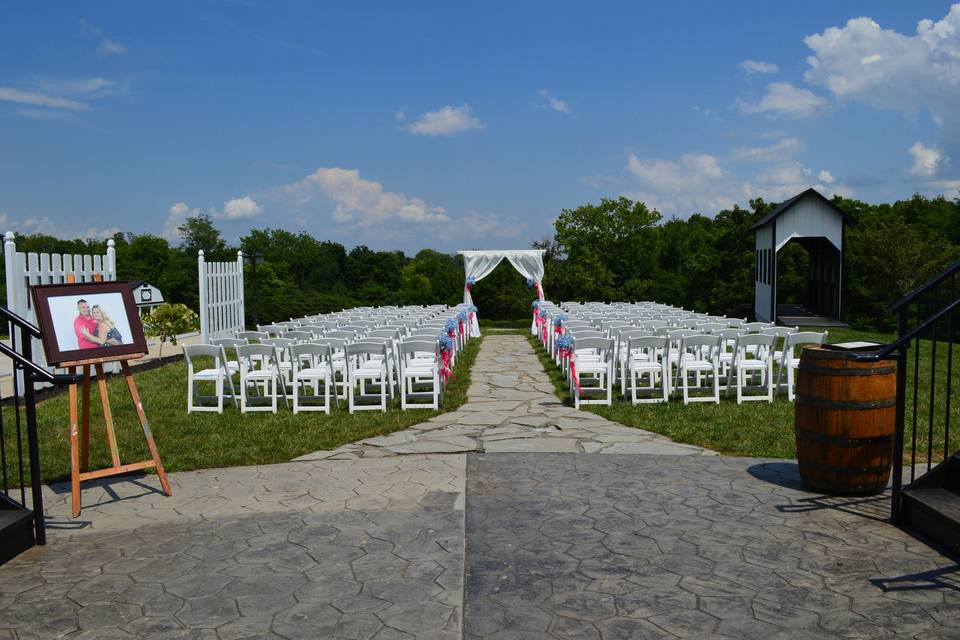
[1,306,79,546]
[856,258,960,522]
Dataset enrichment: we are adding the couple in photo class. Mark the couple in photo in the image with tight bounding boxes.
[73,299,123,349]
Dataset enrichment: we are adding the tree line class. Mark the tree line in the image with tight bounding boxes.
[3,192,958,331]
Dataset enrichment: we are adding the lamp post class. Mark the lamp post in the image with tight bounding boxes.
[244,251,265,327]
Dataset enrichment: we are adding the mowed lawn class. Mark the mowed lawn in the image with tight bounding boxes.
[5,337,482,485]
[530,327,960,460]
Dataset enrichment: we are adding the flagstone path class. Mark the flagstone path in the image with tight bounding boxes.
[295,334,709,462]
[1,333,958,639]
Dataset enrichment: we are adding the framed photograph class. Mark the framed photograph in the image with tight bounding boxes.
[31,282,149,366]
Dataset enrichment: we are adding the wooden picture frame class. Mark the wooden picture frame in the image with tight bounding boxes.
[31,281,148,367]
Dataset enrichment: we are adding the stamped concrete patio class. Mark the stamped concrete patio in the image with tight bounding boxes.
[0,335,957,639]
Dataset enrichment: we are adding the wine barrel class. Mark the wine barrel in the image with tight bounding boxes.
[794,345,897,495]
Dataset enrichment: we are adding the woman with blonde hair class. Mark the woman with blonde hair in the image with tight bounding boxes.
[91,305,124,346]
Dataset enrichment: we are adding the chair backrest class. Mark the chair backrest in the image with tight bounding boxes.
[761,326,797,337]
[257,323,286,336]
[368,329,399,340]
[696,322,727,333]
[716,328,743,342]
[784,331,828,355]
[325,330,356,341]
[184,344,223,365]
[211,337,247,348]
[569,329,604,339]
[573,337,614,355]
[628,336,670,353]
[236,343,278,369]
[742,322,774,333]
[400,340,438,356]
[734,333,776,352]
[346,341,389,357]
[317,337,347,353]
[290,343,332,370]
[681,334,721,355]
[236,330,268,342]
[281,330,314,343]
[726,318,746,328]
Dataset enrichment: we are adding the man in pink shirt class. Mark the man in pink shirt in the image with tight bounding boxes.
[73,299,101,349]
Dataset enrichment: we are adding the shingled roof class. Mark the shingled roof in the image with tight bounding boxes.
[748,188,852,231]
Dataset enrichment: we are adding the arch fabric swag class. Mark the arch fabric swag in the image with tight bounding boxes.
[458,249,546,337]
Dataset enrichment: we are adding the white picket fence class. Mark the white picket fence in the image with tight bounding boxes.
[3,231,117,392]
[198,250,245,343]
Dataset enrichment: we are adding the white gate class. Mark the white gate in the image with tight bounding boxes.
[3,231,117,392]
[198,250,245,343]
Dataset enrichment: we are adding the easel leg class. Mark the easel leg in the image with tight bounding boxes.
[80,364,91,472]
[95,363,122,469]
[68,366,81,518]
[121,361,172,496]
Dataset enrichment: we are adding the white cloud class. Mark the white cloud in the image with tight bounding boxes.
[732,137,806,161]
[909,141,944,177]
[741,59,779,74]
[163,202,200,241]
[221,196,263,220]
[80,19,128,57]
[394,108,407,122]
[620,144,851,217]
[738,82,828,119]
[96,38,128,57]
[0,87,90,111]
[537,89,571,114]
[803,6,960,124]
[405,104,485,136]
[280,167,450,227]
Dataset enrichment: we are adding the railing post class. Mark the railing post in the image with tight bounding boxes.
[20,326,45,545]
[890,309,909,524]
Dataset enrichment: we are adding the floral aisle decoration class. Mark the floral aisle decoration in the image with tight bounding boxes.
[468,304,479,338]
[555,334,581,394]
[525,277,543,300]
[444,317,458,341]
[456,310,468,339]
[465,276,476,295]
[438,333,455,383]
[553,313,567,336]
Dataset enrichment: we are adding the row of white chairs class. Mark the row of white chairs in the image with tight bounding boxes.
[185,304,475,414]
[535,301,827,406]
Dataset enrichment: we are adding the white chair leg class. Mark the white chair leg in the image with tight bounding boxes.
[216,377,224,414]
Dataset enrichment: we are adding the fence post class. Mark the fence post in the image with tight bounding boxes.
[237,250,245,331]
[106,238,116,280]
[198,250,207,343]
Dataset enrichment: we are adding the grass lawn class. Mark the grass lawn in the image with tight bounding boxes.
[529,327,960,460]
[6,337,482,485]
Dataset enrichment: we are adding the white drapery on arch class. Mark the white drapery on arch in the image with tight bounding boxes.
[458,249,546,336]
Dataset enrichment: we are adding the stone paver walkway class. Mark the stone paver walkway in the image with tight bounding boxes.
[296,334,707,461]
[1,334,958,639]
[463,454,959,639]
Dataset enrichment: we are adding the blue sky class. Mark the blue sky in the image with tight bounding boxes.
[1,1,958,253]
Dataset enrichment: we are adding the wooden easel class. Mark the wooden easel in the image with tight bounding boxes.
[63,274,171,517]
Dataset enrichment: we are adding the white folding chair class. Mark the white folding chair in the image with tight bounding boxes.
[291,343,337,414]
[236,344,281,413]
[726,333,776,404]
[780,331,829,400]
[346,342,390,413]
[571,337,615,409]
[399,340,441,410]
[626,336,670,404]
[184,344,234,413]
[677,334,722,404]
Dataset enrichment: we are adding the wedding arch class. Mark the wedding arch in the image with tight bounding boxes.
[458,249,546,336]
